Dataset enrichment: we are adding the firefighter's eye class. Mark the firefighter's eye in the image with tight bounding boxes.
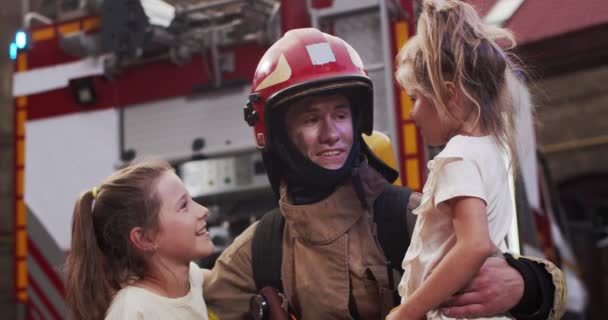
[335,111,350,120]
[302,116,318,124]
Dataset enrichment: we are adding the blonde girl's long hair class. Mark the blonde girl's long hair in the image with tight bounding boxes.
[65,160,172,320]
[395,0,533,165]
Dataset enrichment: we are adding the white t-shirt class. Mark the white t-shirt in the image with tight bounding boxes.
[398,135,513,320]
[105,262,208,320]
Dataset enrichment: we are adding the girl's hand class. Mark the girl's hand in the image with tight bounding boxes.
[385,305,425,320]
[385,305,402,320]
[386,313,424,320]
[386,311,411,320]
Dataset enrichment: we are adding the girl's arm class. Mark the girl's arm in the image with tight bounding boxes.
[389,196,495,320]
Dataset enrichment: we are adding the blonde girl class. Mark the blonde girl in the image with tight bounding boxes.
[388,0,529,319]
[65,160,214,319]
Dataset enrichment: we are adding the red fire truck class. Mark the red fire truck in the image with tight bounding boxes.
[10,0,576,318]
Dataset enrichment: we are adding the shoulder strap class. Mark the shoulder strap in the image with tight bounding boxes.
[251,208,285,291]
[373,184,414,272]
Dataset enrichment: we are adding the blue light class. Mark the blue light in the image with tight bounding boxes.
[10,43,17,60]
[15,31,27,49]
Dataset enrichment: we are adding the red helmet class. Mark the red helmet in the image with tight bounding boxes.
[244,28,374,149]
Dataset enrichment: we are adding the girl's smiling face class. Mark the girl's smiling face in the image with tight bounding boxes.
[153,171,214,263]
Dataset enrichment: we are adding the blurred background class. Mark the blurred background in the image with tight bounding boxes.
[0,0,606,319]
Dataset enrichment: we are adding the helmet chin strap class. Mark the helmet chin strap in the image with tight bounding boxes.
[267,134,399,207]
[276,133,362,205]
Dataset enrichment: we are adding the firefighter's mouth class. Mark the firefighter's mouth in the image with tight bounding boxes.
[317,149,345,157]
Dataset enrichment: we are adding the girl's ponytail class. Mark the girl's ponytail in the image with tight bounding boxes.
[501,67,534,172]
[65,190,113,320]
[65,160,171,319]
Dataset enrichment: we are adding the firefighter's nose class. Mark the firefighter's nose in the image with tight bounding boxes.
[319,118,339,144]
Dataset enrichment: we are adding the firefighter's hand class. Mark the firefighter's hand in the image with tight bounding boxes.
[439,256,524,318]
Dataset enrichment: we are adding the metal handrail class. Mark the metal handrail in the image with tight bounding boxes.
[23,12,53,28]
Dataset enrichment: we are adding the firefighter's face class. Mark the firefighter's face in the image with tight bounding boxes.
[284,94,354,170]
[153,171,214,263]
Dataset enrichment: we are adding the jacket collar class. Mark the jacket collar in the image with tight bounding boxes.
[278,161,388,244]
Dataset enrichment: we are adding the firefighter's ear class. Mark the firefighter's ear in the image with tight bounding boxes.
[129,227,157,252]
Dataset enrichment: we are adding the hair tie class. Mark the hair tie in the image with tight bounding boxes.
[91,187,99,199]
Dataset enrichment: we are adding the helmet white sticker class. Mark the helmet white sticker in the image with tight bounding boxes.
[306,43,336,65]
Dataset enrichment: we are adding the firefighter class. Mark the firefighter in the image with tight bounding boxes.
[203,28,564,319]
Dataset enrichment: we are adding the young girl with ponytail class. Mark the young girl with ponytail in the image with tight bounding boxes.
[65,160,214,319]
[389,0,532,319]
